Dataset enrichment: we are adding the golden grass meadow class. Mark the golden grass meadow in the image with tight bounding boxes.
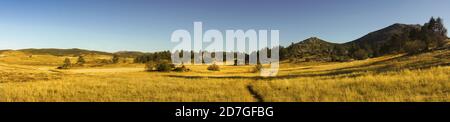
[0,49,449,102]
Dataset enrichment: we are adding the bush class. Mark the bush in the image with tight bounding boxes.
[173,65,190,72]
[353,49,369,60]
[331,55,352,62]
[252,64,263,73]
[57,58,72,69]
[145,62,156,71]
[156,61,175,72]
[404,40,426,54]
[90,59,111,66]
[112,55,120,64]
[207,63,220,71]
[76,56,86,65]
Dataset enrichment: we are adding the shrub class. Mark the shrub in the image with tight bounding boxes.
[95,59,111,64]
[76,56,86,65]
[207,63,220,71]
[353,49,369,60]
[156,61,175,72]
[331,55,352,62]
[145,62,156,71]
[112,55,120,64]
[404,40,426,54]
[252,64,263,73]
[57,58,72,69]
[173,65,190,72]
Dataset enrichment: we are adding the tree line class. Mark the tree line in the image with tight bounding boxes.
[58,17,448,69]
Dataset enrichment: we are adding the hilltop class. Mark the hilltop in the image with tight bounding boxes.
[285,18,448,62]
[348,23,421,44]
[18,48,112,56]
[286,37,338,62]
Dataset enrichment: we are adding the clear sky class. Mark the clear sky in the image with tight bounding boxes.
[0,0,449,52]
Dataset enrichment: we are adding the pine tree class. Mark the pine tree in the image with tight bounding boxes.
[112,55,119,64]
[58,58,72,69]
[353,49,369,60]
[76,56,85,65]
[422,17,448,49]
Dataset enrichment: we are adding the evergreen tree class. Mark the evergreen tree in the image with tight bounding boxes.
[421,17,448,49]
[353,49,369,60]
[58,58,72,69]
[404,40,426,54]
[112,55,120,64]
[76,56,85,65]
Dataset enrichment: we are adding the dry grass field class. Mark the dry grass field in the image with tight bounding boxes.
[0,49,449,102]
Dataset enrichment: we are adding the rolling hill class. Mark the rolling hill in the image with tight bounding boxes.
[286,19,448,62]
[286,37,338,62]
[18,48,113,56]
[347,23,421,45]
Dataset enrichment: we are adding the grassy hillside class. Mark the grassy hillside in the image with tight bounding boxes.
[0,50,66,66]
[252,49,450,102]
[0,48,448,102]
[0,50,141,67]
[0,62,62,83]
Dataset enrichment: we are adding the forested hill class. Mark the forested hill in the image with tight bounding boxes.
[284,17,448,62]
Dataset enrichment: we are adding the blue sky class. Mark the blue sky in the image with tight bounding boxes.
[0,0,449,52]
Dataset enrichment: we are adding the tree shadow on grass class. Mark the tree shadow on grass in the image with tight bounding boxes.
[166,52,449,80]
[166,71,363,80]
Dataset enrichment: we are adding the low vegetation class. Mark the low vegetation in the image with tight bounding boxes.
[0,48,448,102]
[173,65,190,72]
[57,58,72,69]
[207,63,220,71]
[156,61,175,72]
[252,64,263,73]
[252,64,450,102]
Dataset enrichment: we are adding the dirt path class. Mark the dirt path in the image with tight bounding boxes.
[246,80,264,102]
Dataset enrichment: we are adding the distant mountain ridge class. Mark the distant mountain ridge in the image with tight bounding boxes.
[17,48,113,56]
[114,51,149,58]
[1,48,149,58]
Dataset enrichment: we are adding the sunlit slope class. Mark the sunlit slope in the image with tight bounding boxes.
[0,49,449,102]
[252,49,450,102]
[0,51,65,66]
[0,62,62,83]
[0,50,124,66]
